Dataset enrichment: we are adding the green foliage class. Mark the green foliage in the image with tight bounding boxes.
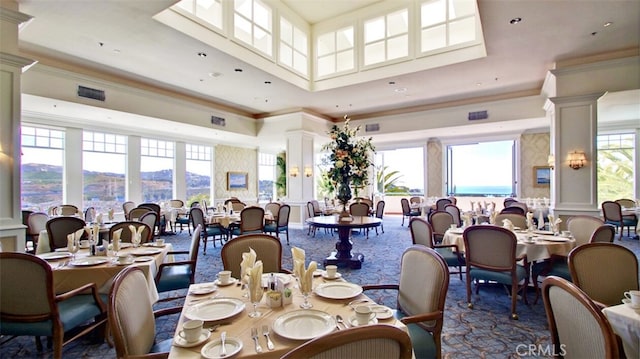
[187,193,210,207]
[597,147,634,203]
[275,152,287,198]
[375,165,403,194]
[316,167,335,199]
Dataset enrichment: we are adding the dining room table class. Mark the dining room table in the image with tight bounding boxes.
[442,225,576,263]
[602,303,640,358]
[168,273,408,359]
[306,215,382,269]
[621,206,640,238]
[36,241,172,303]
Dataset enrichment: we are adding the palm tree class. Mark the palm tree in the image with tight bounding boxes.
[376,166,404,194]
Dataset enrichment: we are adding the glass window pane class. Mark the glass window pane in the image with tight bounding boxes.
[176,0,194,13]
[254,27,272,56]
[387,9,408,37]
[449,0,475,19]
[449,17,475,45]
[317,54,336,77]
[197,0,222,29]
[317,33,335,56]
[293,27,307,55]
[280,18,292,45]
[422,25,447,52]
[234,15,252,45]
[293,51,307,75]
[336,50,354,72]
[336,27,353,51]
[387,35,408,60]
[422,0,446,26]
[253,0,271,30]
[364,16,385,43]
[364,41,385,66]
[234,0,251,18]
[280,44,293,66]
[448,141,514,196]
[83,151,126,213]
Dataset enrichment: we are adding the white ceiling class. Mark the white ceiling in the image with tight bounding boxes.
[15,0,640,147]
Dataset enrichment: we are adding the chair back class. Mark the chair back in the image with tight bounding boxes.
[109,221,153,243]
[128,207,152,221]
[542,276,620,359]
[280,325,413,359]
[500,206,525,215]
[58,204,79,216]
[190,207,206,230]
[108,266,158,357]
[493,213,527,229]
[398,246,449,337]
[463,226,517,270]
[350,202,370,217]
[435,198,452,211]
[0,252,53,319]
[310,200,322,215]
[601,201,622,222]
[567,215,605,246]
[277,204,290,227]
[375,200,385,220]
[138,203,162,229]
[221,234,283,279]
[615,198,636,208]
[444,204,461,227]
[139,212,158,241]
[568,243,639,307]
[169,199,184,208]
[84,207,96,223]
[232,202,246,212]
[265,202,281,219]
[45,216,87,250]
[240,206,265,233]
[354,197,373,208]
[400,198,411,215]
[428,211,454,237]
[503,198,517,207]
[122,201,136,219]
[189,225,202,264]
[306,201,316,219]
[508,201,529,213]
[409,217,434,248]
[27,212,49,237]
[589,225,615,243]
[409,196,422,204]
[21,210,33,226]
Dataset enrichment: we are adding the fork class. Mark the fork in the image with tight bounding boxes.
[262,325,274,351]
[251,327,263,353]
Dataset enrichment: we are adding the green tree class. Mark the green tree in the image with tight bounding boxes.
[376,165,404,194]
[275,152,287,198]
[316,167,335,200]
[597,147,634,204]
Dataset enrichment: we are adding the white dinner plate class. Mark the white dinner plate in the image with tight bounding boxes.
[200,336,242,359]
[541,237,571,242]
[534,230,554,235]
[37,252,72,260]
[55,248,71,252]
[190,284,217,295]
[118,243,133,249]
[369,305,394,320]
[348,315,378,327]
[214,278,238,286]
[69,257,109,266]
[184,297,245,322]
[173,329,211,348]
[134,256,154,262]
[321,271,342,280]
[130,248,162,256]
[272,309,336,340]
[315,282,363,300]
[142,243,166,248]
[262,273,291,286]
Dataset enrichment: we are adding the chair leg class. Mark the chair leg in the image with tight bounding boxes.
[466,274,473,309]
[285,229,289,245]
[511,283,518,320]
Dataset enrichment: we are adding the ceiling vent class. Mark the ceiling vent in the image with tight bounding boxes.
[211,115,226,127]
[365,123,380,132]
[77,85,105,101]
[468,110,488,121]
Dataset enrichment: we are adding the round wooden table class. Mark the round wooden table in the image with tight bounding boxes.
[306,215,382,269]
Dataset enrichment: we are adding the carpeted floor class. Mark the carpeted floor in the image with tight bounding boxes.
[1,215,638,358]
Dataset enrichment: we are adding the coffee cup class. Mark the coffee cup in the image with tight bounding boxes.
[117,254,131,264]
[217,270,232,285]
[79,240,89,248]
[325,265,337,278]
[155,238,165,246]
[178,319,203,342]
[355,306,375,325]
[624,290,640,308]
[450,224,457,230]
[561,230,571,238]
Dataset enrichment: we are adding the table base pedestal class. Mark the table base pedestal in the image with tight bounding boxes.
[324,251,364,269]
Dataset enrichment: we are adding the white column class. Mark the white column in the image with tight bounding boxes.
[64,127,83,209]
[286,130,315,227]
[174,141,186,200]
[127,135,142,204]
[0,1,35,251]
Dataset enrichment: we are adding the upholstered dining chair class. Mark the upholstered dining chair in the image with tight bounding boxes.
[221,233,289,279]
[264,204,290,244]
[542,276,620,359]
[139,212,158,242]
[374,200,386,235]
[108,266,182,358]
[108,221,153,244]
[27,211,49,253]
[0,252,107,359]
[310,199,323,216]
[229,206,265,238]
[493,213,527,229]
[306,201,318,236]
[350,202,371,237]
[428,211,454,244]
[127,207,152,222]
[567,215,605,246]
[58,204,79,216]
[400,198,421,226]
[363,246,449,359]
[122,201,136,220]
[435,198,452,211]
[138,203,166,235]
[175,201,198,234]
[443,204,462,227]
[602,200,637,240]
[280,325,413,359]
[155,225,202,301]
[568,242,639,308]
[264,202,281,221]
[84,206,96,223]
[409,217,464,280]
[45,216,87,251]
[499,206,525,215]
[189,207,226,254]
[463,225,529,319]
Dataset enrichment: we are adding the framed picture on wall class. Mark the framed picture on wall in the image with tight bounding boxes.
[533,166,551,187]
[227,172,248,190]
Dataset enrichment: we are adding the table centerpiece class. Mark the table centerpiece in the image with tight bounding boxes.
[322,115,375,220]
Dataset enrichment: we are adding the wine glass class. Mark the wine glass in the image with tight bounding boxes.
[299,279,313,309]
[68,239,79,259]
[131,233,141,248]
[248,277,264,318]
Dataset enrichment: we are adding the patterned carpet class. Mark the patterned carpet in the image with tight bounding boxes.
[1,215,638,358]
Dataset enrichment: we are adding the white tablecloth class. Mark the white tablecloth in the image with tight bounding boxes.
[602,304,640,358]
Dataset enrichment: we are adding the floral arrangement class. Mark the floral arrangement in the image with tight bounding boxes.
[322,115,375,205]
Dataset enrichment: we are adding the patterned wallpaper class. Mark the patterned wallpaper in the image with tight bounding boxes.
[214,145,257,203]
[427,140,443,196]
[520,132,551,198]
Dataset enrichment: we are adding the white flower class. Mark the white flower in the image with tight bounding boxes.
[335,160,344,168]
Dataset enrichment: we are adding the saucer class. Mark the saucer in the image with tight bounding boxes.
[622,298,640,310]
[115,259,134,266]
[133,256,154,262]
[190,284,217,295]
[173,329,211,348]
[348,315,378,327]
[369,305,394,320]
[313,269,323,277]
[322,272,342,280]
[214,278,238,286]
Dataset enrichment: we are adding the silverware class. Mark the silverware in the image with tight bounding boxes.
[262,325,274,351]
[251,327,263,353]
[336,314,348,329]
[219,331,227,357]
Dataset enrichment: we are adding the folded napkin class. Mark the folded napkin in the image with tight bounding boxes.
[291,247,306,277]
[67,228,84,251]
[299,261,317,294]
[502,218,514,231]
[470,201,475,212]
[108,208,114,221]
[129,225,144,244]
[112,228,123,251]
[548,215,562,233]
[248,260,264,303]
[526,212,534,229]
[491,202,496,211]
[92,223,100,242]
[95,213,103,224]
[240,247,257,283]
[462,213,473,228]
[490,211,498,224]
[538,211,545,230]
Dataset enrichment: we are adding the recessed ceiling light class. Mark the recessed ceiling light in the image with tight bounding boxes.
[388,81,396,85]
[394,87,407,93]
[234,68,243,72]
[209,72,222,77]
[509,17,522,24]
[264,81,271,84]
[603,21,613,27]
[197,52,207,57]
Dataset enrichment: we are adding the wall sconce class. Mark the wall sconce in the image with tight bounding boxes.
[547,154,555,170]
[289,166,299,177]
[304,166,313,177]
[567,151,587,170]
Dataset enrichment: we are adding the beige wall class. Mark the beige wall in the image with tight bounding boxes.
[520,132,551,198]
[427,139,443,197]
[214,145,258,204]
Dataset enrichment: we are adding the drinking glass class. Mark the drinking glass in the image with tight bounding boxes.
[132,234,141,248]
[68,239,79,259]
[248,277,264,318]
[299,279,313,309]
